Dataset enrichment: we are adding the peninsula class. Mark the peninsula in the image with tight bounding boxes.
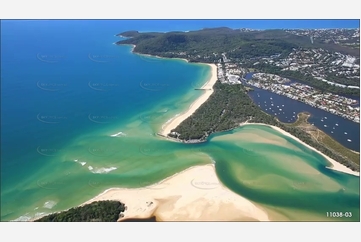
[117,27,360,172]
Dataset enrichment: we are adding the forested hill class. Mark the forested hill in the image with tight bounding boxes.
[116,27,359,59]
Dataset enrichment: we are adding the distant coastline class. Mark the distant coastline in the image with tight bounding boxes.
[126,44,189,63]
[32,34,359,223]
[119,41,360,176]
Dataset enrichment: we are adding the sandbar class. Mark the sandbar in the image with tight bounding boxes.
[82,164,270,221]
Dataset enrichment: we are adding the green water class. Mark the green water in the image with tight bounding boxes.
[1,84,359,222]
[2,20,358,222]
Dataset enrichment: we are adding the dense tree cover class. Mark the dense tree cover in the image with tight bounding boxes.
[117,27,359,96]
[116,27,359,60]
[122,216,157,222]
[245,62,360,96]
[170,82,359,171]
[227,40,297,59]
[325,73,360,87]
[240,29,360,56]
[35,201,125,222]
[169,82,261,141]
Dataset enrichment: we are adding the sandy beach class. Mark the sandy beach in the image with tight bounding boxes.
[160,63,218,136]
[82,164,270,221]
[122,43,217,137]
[240,123,360,177]
[128,44,189,63]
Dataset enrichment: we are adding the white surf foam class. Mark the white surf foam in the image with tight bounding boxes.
[11,214,32,222]
[34,212,47,218]
[110,131,126,137]
[90,167,117,174]
[88,166,94,171]
[43,200,57,209]
[74,159,86,166]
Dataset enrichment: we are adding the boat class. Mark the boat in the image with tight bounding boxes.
[321,119,323,122]
[324,125,327,127]
[344,132,347,134]
[347,139,352,142]
[333,127,335,129]
[270,97,273,100]
[336,124,339,126]
[324,117,327,119]
[279,108,282,111]
[331,131,334,133]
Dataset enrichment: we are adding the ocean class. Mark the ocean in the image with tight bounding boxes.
[0,20,359,221]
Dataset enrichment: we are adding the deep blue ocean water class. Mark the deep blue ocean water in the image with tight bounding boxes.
[1,20,359,221]
[1,20,210,185]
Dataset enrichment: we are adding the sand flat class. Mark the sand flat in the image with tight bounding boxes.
[214,131,290,147]
[242,123,359,177]
[82,164,270,221]
[160,64,218,136]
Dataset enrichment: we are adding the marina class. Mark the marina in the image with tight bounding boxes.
[247,86,360,151]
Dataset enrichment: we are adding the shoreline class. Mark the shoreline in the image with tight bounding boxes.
[121,43,217,137]
[159,63,218,137]
[81,164,271,222]
[119,43,359,175]
[126,44,189,63]
[239,122,360,177]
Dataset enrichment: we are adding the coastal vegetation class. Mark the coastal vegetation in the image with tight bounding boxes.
[168,82,360,172]
[117,27,359,96]
[284,112,360,165]
[122,216,157,222]
[34,201,125,222]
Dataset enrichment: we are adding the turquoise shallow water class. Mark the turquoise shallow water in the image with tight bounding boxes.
[1,20,359,221]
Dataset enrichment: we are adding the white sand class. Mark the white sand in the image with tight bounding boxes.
[240,123,360,177]
[129,44,189,63]
[123,44,217,137]
[160,64,217,136]
[82,164,270,221]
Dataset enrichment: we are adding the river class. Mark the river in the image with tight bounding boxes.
[244,73,360,152]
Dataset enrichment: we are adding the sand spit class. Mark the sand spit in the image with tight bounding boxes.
[82,164,270,221]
